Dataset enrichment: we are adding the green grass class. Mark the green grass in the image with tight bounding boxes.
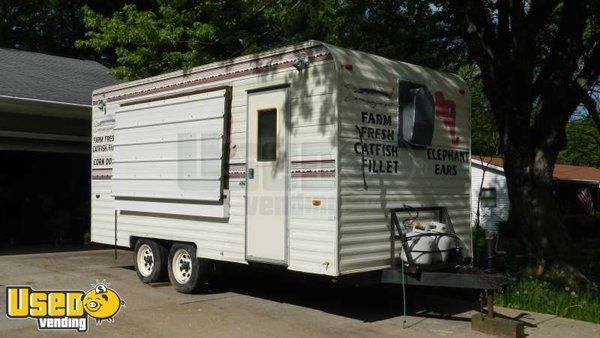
[473,235,600,323]
[496,277,600,323]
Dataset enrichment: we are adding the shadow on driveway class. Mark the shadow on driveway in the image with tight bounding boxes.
[0,244,106,256]
[117,261,487,324]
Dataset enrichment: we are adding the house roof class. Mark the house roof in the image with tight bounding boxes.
[0,48,117,106]
[472,156,600,184]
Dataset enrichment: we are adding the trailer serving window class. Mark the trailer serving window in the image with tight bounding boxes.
[111,87,231,217]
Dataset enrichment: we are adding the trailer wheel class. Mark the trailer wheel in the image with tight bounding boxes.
[134,239,168,283]
[168,243,212,294]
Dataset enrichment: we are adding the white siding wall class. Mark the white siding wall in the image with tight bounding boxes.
[329,44,472,275]
[92,55,338,275]
[471,163,510,232]
[287,76,338,275]
[91,102,117,246]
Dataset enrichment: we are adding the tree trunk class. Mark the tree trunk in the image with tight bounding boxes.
[500,106,580,279]
[504,152,569,272]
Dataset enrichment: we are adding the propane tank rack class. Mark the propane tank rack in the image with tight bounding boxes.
[382,206,508,291]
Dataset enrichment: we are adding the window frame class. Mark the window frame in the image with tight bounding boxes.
[480,187,497,208]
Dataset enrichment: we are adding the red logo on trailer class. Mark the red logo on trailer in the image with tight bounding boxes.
[434,91,459,146]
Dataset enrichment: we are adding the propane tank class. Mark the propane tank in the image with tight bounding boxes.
[436,235,456,262]
[429,221,460,263]
[400,228,436,265]
[400,221,464,265]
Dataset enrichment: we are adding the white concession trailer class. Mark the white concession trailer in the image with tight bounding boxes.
[91,41,477,293]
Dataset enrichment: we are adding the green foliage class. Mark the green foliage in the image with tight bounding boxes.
[313,0,460,70]
[76,1,458,80]
[0,0,86,57]
[496,237,600,322]
[77,1,280,80]
[558,117,600,168]
[0,0,129,58]
[497,277,600,324]
[478,236,600,323]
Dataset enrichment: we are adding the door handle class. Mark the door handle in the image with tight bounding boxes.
[248,168,254,179]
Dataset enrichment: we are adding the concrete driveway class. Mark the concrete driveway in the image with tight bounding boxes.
[0,249,598,337]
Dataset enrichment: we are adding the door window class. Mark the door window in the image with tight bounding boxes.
[257,109,277,161]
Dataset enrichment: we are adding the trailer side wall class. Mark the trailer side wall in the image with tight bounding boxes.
[91,43,339,275]
[329,45,472,274]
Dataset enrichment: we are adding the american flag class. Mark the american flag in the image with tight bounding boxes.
[577,187,595,215]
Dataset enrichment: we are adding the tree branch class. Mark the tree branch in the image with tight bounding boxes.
[508,0,527,55]
[508,0,534,108]
[532,1,587,102]
[583,92,600,135]
[447,0,498,92]
[526,0,560,38]
[573,43,600,95]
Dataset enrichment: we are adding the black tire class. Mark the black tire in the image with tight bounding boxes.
[167,243,213,294]
[134,239,168,283]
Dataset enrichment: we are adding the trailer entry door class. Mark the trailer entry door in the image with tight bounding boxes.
[246,88,288,264]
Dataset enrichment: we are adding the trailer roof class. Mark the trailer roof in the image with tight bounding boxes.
[93,41,465,103]
[93,41,322,98]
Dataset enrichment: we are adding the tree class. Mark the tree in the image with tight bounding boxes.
[440,0,600,278]
[76,0,456,80]
[0,0,135,58]
[558,117,600,168]
[76,0,293,80]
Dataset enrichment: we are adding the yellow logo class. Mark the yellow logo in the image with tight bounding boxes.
[6,281,125,332]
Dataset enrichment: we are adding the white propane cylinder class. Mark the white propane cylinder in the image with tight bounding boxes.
[400,230,436,265]
[436,235,456,262]
[428,221,460,263]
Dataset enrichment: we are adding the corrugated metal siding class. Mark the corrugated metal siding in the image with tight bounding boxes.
[330,43,472,274]
[471,164,510,232]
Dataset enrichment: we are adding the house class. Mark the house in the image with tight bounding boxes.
[471,156,600,232]
[0,48,116,247]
